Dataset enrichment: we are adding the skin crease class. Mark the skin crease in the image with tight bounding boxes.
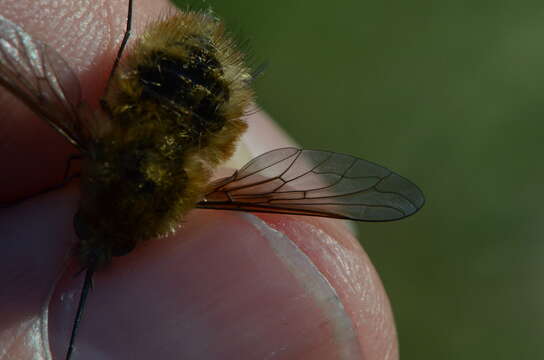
[0,0,399,359]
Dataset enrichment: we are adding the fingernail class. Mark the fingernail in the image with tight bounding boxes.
[243,213,363,359]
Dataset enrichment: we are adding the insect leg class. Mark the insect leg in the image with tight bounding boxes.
[106,0,133,89]
[65,265,96,360]
[249,61,269,83]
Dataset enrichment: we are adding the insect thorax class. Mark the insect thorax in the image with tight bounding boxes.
[75,13,253,267]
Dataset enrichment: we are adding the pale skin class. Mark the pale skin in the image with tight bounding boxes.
[0,0,399,359]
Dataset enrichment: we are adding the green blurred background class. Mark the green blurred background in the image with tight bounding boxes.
[175,1,543,359]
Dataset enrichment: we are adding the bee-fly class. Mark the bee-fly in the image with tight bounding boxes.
[0,1,424,359]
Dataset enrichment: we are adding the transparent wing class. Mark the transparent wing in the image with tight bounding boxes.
[197,147,425,221]
[0,15,89,149]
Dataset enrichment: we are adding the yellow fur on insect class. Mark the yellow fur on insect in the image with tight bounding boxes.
[75,12,253,268]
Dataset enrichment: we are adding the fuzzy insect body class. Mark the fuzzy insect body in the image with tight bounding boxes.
[72,13,252,267]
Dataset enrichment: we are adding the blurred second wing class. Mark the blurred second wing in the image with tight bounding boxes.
[0,15,91,150]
